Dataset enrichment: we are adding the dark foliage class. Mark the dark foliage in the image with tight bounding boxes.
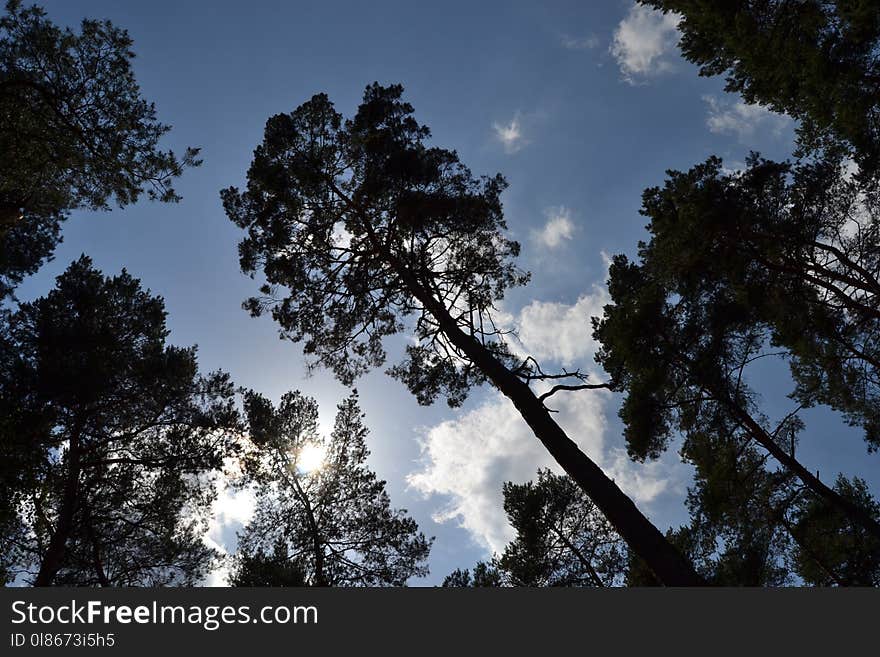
[441,562,503,588]
[641,0,880,173]
[443,470,627,587]
[229,539,308,587]
[0,1,200,298]
[222,83,526,405]
[223,82,703,586]
[790,475,880,586]
[0,257,240,585]
[596,154,880,455]
[627,445,880,586]
[594,153,880,565]
[232,391,432,586]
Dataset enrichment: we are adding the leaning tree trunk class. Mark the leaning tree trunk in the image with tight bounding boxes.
[351,203,704,586]
[719,394,880,543]
[406,276,704,586]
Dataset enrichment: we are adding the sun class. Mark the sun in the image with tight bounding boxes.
[297,442,327,474]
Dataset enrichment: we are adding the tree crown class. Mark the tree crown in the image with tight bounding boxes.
[223,83,529,406]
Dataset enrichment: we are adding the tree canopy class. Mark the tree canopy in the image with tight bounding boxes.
[223,82,703,586]
[0,257,240,585]
[789,475,880,586]
[593,153,880,546]
[4,0,880,589]
[641,0,880,173]
[441,563,503,588]
[223,83,526,403]
[0,0,199,298]
[231,390,432,586]
[443,470,627,587]
[228,538,308,587]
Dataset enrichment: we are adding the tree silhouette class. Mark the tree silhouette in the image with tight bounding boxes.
[593,2,880,584]
[0,257,240,586]
[229,538,308,587]
[443,470,626,587]
[232,390,431,586]
[497,470,626,587]
[628,443,880,586]
[593,154,880,545]
[789,475,880,586]
[441,562,503,588]
[667,434,798,587]
[641,0,880,173]
[222,83,703,586]
[0,1,200,298]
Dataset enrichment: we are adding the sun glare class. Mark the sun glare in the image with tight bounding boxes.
[297,442,327,474]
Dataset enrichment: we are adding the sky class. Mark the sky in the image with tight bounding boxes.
[18,0,880,585]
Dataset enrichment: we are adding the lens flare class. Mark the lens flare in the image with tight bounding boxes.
[297,442,327,473]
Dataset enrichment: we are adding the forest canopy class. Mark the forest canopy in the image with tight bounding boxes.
[2,0,879,588]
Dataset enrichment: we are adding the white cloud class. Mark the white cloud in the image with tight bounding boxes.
[203,480,256,586]
[508,252,612,367]
[408,389,603,552]
[532,206,576,249]
[408,268,681,553]
[333,221,353,251]
[561,33,600,50]
[408,386,676,554]
[703,95,791,141]
[512,285,609,367]
[492,113,525,154]
[610,4,680,83]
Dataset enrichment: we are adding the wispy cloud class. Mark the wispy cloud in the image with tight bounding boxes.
[492,113,525,154]
[610,3,681,84]
[703,95,791,141]
[532,206,576,250]
[561,33,600,50]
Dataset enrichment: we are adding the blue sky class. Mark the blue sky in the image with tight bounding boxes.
[19,0,880,584]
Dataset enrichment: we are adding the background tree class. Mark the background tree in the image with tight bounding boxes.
[443,470,627,587]
[664,433,797,587]
[628,445,880,586]
[232,390,431,586]
[0,256,239,586]
[222,82,703,585]
[640,0,880,173]
[496,470,627,587]
[0,0,200,298]
[789,475,880,586]
[441,562,503,588]
[0,308,49,583]
[229,538,308,587]
[593,155,880,541]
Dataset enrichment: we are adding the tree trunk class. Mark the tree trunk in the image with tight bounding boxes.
[352,200,704,586]
[411,283,705,586]
[721,396,880,543]
[34,432,82,586]
[287,462,326,586]
[85,508,111,587]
